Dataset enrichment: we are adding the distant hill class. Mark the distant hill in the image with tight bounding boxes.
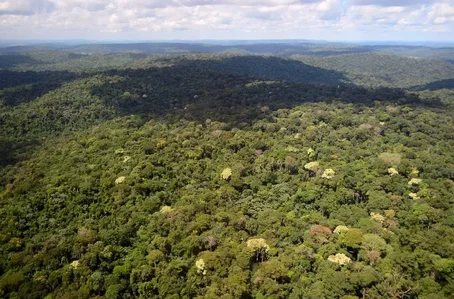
[374,45,454,61]
[0,41,373,57]
[294,53,454,88]
[0,51,147,72]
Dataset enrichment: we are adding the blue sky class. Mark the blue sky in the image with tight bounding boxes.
[0,0,453,41]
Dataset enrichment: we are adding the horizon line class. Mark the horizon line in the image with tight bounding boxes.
[1,39,454,46]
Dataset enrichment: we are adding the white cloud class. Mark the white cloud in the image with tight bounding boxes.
[351,0,435,6]
[0,0,452,41]
[53,0,108,12]
[0,0,55,15]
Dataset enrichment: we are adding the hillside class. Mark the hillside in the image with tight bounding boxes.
[294,53,454,88]
[375,46,454,61]
[0,52,147,73]
[0,42,372,57]
[0,52,454,299]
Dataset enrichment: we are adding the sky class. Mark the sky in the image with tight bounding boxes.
[0,0,454,42]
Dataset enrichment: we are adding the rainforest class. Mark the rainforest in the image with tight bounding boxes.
[0,42,454,299]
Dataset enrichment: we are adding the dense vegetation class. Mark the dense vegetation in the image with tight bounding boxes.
[295,53,454,88]
[0,42,372,57]
[0,45,454,299]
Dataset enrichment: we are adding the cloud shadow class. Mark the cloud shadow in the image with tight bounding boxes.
[91,55,445,128]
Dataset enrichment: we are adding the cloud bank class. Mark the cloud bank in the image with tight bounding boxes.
[0,0,453,41]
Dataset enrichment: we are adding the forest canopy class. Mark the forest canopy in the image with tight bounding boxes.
[0,44,454,299]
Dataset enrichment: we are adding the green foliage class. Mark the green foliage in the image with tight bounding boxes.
[338,228,363,249]
[295,53,454,88]
[0,50,453,299]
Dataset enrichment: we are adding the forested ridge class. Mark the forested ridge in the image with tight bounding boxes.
[294,53,454,88]
[0,47,454,299]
